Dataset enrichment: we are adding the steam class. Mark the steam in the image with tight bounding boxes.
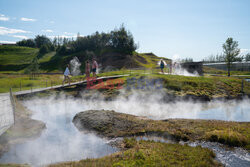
[70,57,81,76]
[81,90,250,121]
[0,95,117,166]
[157,59,199,76]
[0,91,249,166]
[172,61,199,76]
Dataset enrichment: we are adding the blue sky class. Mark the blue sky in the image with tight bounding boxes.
[0,0,249,61]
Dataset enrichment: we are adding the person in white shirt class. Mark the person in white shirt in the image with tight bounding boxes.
[92,58,98,78]
[62,64,71,86]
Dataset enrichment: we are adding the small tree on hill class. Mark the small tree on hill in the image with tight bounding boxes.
[25,58,39,78]
[222,37,240,77]
[39,44,49,54]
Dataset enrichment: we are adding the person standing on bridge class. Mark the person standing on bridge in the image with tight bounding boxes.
[62,64,71,86]
[160,59,165,73]
[92,58,98,78]
[85,60,90,78]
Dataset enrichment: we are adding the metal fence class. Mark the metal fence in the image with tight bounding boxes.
[204,62,250,71]
[0,89,15,136]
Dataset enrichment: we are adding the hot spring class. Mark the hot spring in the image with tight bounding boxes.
[0,92,249,166]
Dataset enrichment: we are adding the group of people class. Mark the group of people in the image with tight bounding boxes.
[62,58,98,86]
[160,59,179,74]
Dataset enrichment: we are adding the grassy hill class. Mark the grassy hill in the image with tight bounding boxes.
[0,45,169,73]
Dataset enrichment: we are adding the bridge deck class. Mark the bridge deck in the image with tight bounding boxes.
[14,75,129,96]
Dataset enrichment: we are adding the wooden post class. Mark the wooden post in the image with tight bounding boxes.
[241,79,244,94]
[20,81,22,91]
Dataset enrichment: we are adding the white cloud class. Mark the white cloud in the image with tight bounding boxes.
[64,32,74,35]
[42,29,53,33]
[49,21,55,24]
[0,26,29,35]
[240,49,250,55]
[20,17,36,22]
[48,35,77,39]
[12,35,28,39]
[0,14,9,21]
[0,41,16,44]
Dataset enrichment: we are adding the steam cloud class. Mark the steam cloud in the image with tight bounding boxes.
[0,91,249,166]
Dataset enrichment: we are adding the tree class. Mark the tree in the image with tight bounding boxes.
[222,38,240,76]
[25,57,39,78]
[17,39,36,48]
[39,44,49,54]
[34,35,51,48]
[245,53,250,62]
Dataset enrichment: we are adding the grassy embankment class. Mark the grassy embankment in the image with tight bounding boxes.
[49,139,221,167]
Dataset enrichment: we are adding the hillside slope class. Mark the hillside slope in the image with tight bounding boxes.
[0,45,39,71]
[0,45,169,73]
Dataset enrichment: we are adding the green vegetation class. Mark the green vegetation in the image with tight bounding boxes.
[0,46,38,71]
[49,139,221,167]
[223,37,241,77]
[0,164,29,167]
[0,73,85,93]
[203,66,250,75]
[38,51,56,63]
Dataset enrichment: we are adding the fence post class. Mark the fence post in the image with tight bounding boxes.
[46,80,47,88]
[9,88,16,125]
[51,81,53,88]
[20,81,22,91]
[241,79,244,94]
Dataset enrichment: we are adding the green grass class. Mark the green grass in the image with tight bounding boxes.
[99,69,250,98]
[204,66,250,75]
[0,164,29,167]
[49,139,221,167]
[0,73,85,93]
[0,45,38,65]
[38,51,56,63]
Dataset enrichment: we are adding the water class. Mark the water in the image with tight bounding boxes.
[0,97,117,166]
[0,96,249,166]
[187,141,250,167]
[81,97,250,122]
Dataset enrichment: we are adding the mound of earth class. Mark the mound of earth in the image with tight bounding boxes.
[73,110,147,137]
[73,110,250,151]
